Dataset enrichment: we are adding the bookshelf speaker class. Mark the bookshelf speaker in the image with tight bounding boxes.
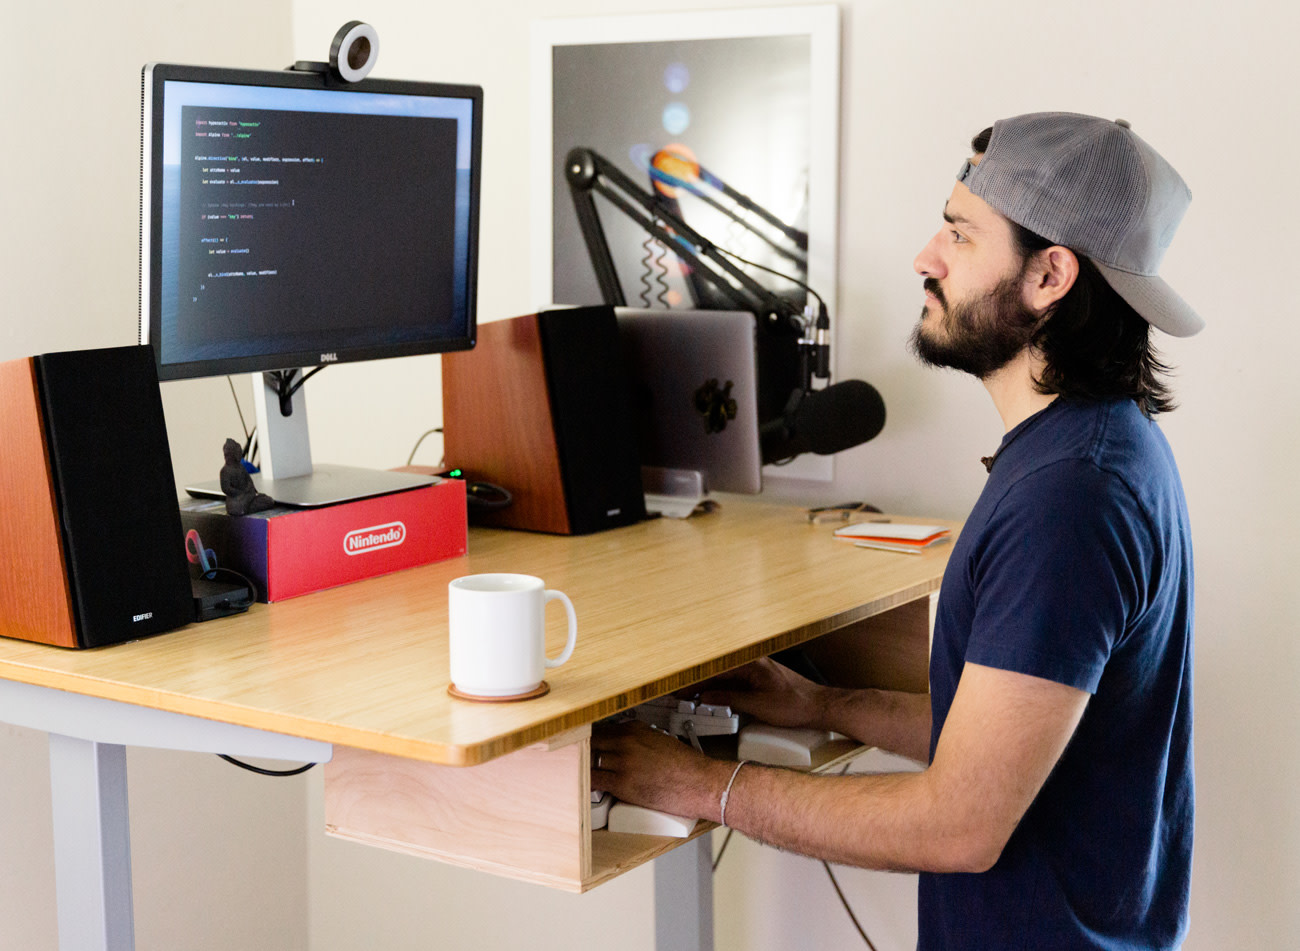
[0,345,193,648]
[442,306,646,535]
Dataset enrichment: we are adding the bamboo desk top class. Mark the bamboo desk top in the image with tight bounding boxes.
[0,498,956,767]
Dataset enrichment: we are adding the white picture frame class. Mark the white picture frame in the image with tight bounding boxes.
[530,5,841,482]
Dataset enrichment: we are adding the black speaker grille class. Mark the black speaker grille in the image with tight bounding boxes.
[537,307,646,535]
[35,346,193,646]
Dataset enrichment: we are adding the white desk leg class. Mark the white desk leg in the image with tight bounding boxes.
[654,834,714,951]
[47,734,135,951]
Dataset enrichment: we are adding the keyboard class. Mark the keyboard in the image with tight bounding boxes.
[632,695,740,738]
[589,696,739,836]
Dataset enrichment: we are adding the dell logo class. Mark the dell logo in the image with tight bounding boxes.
[320,352,339,363]
[344,521,407,556]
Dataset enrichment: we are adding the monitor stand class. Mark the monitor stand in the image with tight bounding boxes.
[185,371,435,508]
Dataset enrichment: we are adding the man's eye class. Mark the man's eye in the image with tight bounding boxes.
[950,230,968,243]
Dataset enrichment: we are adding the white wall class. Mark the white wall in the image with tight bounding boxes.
[2,0,1297,947]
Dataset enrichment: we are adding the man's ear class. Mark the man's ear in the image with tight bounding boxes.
[1024,247,1079,314]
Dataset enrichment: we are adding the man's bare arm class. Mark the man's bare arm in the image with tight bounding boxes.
[699,657,932,763]
[593,662,1089,873]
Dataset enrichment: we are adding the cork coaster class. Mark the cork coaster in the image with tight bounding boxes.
[447,680,550,703]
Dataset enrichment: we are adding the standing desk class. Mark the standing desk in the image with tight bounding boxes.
[0,497,955,951]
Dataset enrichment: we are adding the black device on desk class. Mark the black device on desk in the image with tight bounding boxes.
[185,529,254,620]
[139,62,483,507]
[0,346,193,648]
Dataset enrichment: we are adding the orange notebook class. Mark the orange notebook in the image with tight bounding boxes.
[833,522,951,554]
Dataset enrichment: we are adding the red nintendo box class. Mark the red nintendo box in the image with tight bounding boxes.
[179,479,467,602]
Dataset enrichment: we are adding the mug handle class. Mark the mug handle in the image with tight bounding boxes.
[543,590,577,668]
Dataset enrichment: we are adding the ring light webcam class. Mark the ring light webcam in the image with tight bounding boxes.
[289,20,379,83]
[330,21,378,82]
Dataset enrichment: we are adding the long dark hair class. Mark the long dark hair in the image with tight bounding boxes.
[971,128,1176,416]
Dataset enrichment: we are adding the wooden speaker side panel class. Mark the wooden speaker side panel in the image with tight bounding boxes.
[442,315,570,533]
[0,357,77,647]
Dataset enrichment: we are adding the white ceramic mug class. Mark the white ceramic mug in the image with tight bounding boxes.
[447,573,577,697]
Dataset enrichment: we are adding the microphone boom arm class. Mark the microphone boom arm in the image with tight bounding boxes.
[649,158,808,270]
[564,147,805,332]
[561,145,884,457]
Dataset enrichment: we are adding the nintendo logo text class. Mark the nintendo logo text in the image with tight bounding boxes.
[343,521,407,556]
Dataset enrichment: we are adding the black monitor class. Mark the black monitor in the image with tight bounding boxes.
[140,63,482,505]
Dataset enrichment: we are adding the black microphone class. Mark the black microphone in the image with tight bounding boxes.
[760,380,886,465]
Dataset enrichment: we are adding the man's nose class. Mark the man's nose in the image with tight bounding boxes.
[913,231,947,278]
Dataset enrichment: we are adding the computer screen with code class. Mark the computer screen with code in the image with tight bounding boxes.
[141,65,481,381]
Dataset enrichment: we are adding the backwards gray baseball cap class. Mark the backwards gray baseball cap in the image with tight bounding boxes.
[958,112,1203,337]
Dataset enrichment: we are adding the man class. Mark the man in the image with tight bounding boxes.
[592,112,1198,949]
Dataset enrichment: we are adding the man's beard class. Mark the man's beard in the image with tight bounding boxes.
[908,271,1040,379]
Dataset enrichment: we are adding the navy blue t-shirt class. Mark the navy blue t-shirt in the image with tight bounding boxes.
[919,398,1194,950]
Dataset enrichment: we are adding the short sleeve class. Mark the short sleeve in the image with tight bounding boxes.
[963,459,1152,693]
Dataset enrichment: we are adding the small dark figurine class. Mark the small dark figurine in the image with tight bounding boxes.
[220,438,274,516]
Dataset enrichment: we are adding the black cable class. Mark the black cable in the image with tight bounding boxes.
[712,243,826,325]
[638,235,659,308]
[279,365,325,402]
[465,480,513,512]
[652,241,671,308]
[198,565,261,606]
[218,755,317,777]
[226,376,251,442]
[823,861,880,951]
[710,823,879,949]
[222,375,258,465]
[711,242,834,391]
[256,366,327,420]
[712,827,734,871]
[825,761,881,949]
[710,758,881,950]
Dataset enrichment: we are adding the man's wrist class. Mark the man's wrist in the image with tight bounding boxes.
[686,756,752,823]
[718,760,750,826]
[811,683,859,733]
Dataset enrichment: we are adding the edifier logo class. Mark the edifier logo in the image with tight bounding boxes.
[132,612,154,623]
[344,521,407,556]
[320,352,339,363]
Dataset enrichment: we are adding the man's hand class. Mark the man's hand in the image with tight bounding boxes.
[703,656,932,762]
[697,657,830,729]
[591,720,732,820]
